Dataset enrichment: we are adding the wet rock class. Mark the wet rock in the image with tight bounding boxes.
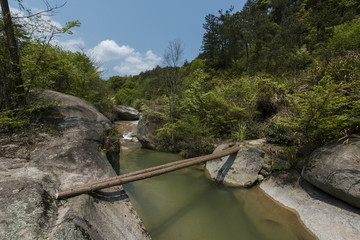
[302,138,360,209]
[0,90,150,240]
[115,105,140,121]
[205,144,265,187]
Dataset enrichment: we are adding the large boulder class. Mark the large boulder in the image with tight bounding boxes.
[115,105,140,121]
[205,144,265,187]
[302,138,360,209]
[136,114,162,149]
[0,90,150,240]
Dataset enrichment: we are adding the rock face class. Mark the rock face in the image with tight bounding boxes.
[136,114,162,149]
[205,144,265,187]
[302,139,360,209]
[0,90,150,240]
[261,170,360,240]
[115,105,140,120]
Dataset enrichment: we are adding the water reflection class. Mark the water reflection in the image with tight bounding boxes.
[120,140,315,240]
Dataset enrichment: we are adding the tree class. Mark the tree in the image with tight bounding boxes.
[0,0,25,109]
[163,39,184,124]
[201,14,222,68]
[164,39,184,68]
[1,0,75,110]
[161,39,184,146]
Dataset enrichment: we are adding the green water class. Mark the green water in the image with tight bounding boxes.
[120,143,315,240]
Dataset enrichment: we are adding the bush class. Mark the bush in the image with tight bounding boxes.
[230,123,246,142]
[155,114,214,156]
[266,122,294,145]
[243,120,264,139]
[231,120,264,142]
[329,18,360,55]
[201,91,246,136]
[0,93,56,131]
[283,52,360,144]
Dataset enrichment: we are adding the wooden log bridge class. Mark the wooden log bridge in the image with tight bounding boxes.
[55,144,241,199]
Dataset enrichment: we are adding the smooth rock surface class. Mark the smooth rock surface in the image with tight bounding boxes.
[136,115,162,149]
[115,105,140,121]
[0,90,150,240]
[302,139,360,208]
[205,144,265,187]
[261,170,360,240]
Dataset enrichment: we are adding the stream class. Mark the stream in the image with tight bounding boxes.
[116,121,316,240]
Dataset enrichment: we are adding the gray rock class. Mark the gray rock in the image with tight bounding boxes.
[115,105,140,120]
[0,90,150,240]
[205,144,265,187]
[302,139,360,209]
[137,115,162,149]
[261,170,360,240]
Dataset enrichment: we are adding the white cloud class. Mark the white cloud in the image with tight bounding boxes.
[58,38,85,52]
[10,7,62,30]
[90,40,135,62]
[90,40,161,76]
[113,50,161,76]
[9,6,65,44]
[32,8,63,29]
[6,5,162,76]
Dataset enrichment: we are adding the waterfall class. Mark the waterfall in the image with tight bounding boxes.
[116,120,139,142]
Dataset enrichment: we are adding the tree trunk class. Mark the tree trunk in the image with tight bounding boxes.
[55,144,241,199]
[246,43,250,73]
[0,0,25,108]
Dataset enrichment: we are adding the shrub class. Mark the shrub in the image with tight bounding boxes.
[0,94,56,131]
[283,52,360,144]
[155,114,214,156]
[265,122,294,145]
[329,18,360,55]
[231,123,247,142]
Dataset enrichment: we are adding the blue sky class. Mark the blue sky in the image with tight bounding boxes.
[11,0,246,79]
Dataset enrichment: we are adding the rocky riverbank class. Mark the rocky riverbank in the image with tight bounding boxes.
[261,170,360,240]
[137,114,360,239]
[204,140,360,240]
[0,90,150,240]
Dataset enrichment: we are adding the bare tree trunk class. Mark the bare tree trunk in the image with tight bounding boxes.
[55,144,241,199]
[0,0,25,108]
[246,43,250,73]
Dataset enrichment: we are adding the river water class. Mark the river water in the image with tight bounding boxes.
[116,121,316,240]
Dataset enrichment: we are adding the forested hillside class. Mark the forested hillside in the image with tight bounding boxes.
[108,0,360,156]
[1,0,360,157]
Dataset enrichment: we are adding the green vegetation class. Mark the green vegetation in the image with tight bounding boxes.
[0,4,114,130]
[1,0,360,157]
[283,52,360,145]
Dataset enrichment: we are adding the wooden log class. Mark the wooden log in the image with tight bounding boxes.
[64,144,241,192]
[55,144,241,199]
